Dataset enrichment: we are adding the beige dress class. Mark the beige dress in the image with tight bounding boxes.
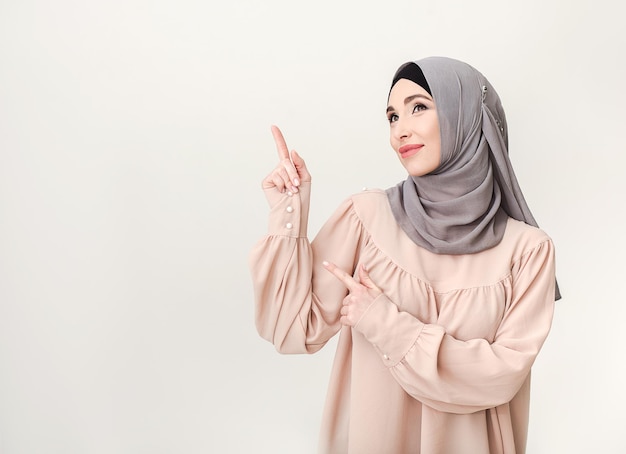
[249,182,556,454]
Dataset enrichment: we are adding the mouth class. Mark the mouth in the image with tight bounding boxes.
[398,144,423,159]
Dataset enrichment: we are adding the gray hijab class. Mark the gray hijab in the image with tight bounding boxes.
[386,57,561,300]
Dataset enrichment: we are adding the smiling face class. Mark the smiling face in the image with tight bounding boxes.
[387,78,441,177]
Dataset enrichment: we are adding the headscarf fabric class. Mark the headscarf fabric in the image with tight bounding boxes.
[385,57,561,300]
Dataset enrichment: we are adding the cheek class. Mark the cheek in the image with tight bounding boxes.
[389,132,397,151]
[430,117,441,144]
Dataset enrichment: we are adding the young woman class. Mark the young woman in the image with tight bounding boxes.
[249,56,560,454]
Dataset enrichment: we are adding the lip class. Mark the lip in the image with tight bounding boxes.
[398,144,423,159]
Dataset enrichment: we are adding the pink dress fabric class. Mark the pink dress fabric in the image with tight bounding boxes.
[249,182,556,454]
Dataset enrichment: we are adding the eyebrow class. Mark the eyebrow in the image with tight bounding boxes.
[386,94,432,113]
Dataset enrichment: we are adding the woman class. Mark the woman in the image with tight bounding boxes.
[249,56,560,454]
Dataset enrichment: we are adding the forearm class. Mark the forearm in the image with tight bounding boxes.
[250,184,364,354]
[355,293,552,413]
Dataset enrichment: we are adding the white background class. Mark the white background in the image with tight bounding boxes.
[1,0,624,452]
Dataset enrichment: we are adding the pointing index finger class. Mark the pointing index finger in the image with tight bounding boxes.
[323,261,359,292]
[270,125,290,161]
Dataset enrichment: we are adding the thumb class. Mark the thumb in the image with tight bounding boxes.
[290,149,304,167]
[358,264,379,291]
[290,150,311,182]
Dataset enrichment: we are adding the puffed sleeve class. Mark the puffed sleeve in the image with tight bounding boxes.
[249,183,365,354]
[354,238,556,414]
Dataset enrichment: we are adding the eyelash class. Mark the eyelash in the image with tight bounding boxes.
[387,103,428,123]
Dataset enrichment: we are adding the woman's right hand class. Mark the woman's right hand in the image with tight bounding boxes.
[262,125,311,194]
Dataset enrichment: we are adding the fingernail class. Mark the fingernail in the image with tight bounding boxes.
[291,186,298,193]
[293,178,300,186]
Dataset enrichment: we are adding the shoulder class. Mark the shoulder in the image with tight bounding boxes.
[349,187,388,201]
[345,188,397,232]
[503,217,552,247]
[348,188,390,215]
[317,188,393,237]
[500,217,555,265]
[321,187,403,249]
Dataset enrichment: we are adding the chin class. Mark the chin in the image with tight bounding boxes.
[404,165,431,177]
[404,161,439,177]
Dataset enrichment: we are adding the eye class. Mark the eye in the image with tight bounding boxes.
[387,113,399,123]
[412,103,427,113]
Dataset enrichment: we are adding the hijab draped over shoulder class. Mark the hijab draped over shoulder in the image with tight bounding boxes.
[386,57,561,300]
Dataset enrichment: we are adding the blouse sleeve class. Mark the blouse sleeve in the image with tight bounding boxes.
[354,238,556,414]
[249,183,364,354]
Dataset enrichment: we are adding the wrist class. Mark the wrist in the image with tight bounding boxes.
[265,181,311,237]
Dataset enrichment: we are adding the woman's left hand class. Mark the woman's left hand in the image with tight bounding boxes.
[323,262,382,327]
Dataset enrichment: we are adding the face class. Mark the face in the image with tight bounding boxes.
[387,78,441,177]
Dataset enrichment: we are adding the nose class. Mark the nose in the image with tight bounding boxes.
[393,117,412,142]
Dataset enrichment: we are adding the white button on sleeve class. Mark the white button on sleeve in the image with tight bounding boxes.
[264,181,310,237]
